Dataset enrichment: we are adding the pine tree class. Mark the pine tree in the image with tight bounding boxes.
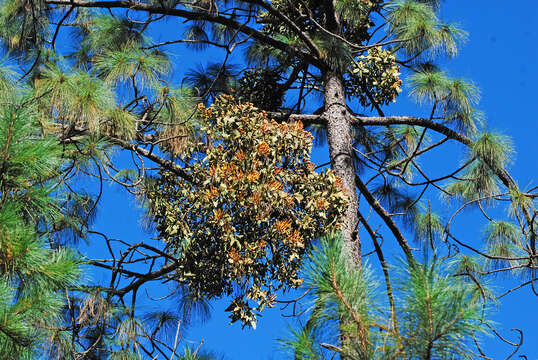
[0,68,80,358]
[0,0,534,358]
[281,235,490,359]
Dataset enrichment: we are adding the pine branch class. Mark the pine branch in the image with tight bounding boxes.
[43,0,324,68]
[243,0,322,59]
[111,261,180,297]
[268,111,535,248]
[111,137,194,183]
[357,210,400,338]
[355,174,415,263]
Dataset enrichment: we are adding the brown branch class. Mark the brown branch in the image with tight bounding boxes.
[111,137,193,183]
[355,174,415,263]
[357,211,400,338]
[112,261,180,296]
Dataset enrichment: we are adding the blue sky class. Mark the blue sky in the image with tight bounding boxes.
[85,2,538,358]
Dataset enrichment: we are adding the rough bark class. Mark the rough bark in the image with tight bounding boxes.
[323,71,361,266]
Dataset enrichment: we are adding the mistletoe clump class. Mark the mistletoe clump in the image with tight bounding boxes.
[150,95,348,328]
[349,47,403,107]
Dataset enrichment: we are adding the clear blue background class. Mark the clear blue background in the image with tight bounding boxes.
[83,2,538,358]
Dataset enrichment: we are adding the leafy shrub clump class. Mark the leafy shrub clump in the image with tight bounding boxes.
[349,47,403,107]
[149,95,348,327]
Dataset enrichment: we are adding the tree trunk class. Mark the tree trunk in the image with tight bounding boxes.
[323,71,361,267]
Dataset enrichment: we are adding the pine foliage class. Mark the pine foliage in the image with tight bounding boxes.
[0,81,80,358]
[283,236,490,359]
